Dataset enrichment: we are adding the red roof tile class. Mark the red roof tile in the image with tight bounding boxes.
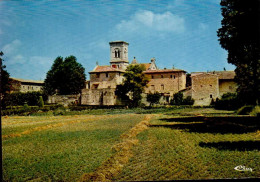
[89,65,125,73]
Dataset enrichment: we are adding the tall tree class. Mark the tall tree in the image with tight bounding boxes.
[0,52,10,96]
[217,0,260,105]
[44,56,86,95]
[115,64,149,107]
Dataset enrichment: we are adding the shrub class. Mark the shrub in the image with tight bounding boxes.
[215,93,241,110]
[250,105,260,117]
[38,96,44,108]
[146,92,161,106]
[3,91,47,106]
[170,92,194,105]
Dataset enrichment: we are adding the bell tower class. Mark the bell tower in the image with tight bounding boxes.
[109,41,129,69]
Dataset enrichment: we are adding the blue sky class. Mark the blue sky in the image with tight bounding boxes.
[0,0,235,80]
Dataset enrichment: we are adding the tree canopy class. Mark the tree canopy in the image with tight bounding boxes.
[0,51,10,95]
[146,92,161,106]
[217,0,260,105]
[44,56,86,95]
[115,64,149,107]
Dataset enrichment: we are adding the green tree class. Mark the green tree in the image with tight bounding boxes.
[0,52,10,95]
[44,56,86,95]
[217,0,260,105]
[115,64,149,107]
[38,96,44,108]
[147,92,161,106]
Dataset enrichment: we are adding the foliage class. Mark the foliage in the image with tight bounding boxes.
[171,92,194,105]
[38,96,44,108]
[249,105,260,117]
[217,0,260,105]
[115,64,149,107]
[44,56,86,95]
[215,93,241,110]
[186,73,191,87]
[3,91,47,106]
[0,51,11,98]
[146,92,161,106]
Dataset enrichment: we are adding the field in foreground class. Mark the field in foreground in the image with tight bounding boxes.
[2,108,260,181]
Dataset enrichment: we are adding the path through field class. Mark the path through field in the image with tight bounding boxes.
[2,111,259,181]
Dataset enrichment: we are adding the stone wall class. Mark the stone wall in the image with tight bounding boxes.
[219,80,237,96]
[144,72,186,96]
[191,73,219,106]
[47,95,80,106]
[81,88,118,106]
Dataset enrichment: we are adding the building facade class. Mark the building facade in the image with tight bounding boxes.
[186,71,237,106]
[9,78,44,93]
[81,40,187,105]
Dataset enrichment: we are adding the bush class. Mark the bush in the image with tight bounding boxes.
[38,96,44,108]
[250,105,260,117]
[170,92,194,105]
[146,92,161,106]
[215,93,241,110]
[3,91,47,106]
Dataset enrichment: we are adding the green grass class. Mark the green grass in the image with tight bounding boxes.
[3,108,258,181]
[115,115,259,181]
[2,114,146,181]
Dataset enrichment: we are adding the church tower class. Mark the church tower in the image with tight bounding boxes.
[109,41,129,70]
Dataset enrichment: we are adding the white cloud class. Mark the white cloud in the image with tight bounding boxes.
[115,10,185,35]
[2,39,22,55]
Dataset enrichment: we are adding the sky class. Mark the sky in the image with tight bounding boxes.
[0,0,235,81]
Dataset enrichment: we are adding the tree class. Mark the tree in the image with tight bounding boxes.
[0,52,10,96]
[115,64,149,107]
[217,0,260,105]
[44,56,86,95]
[147,92,161,106]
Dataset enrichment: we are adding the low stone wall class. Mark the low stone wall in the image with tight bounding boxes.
[47,94,80,106]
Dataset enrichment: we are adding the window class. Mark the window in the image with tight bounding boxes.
[210,85,212,87]
[161,75,164,78]
[174,75,176,79]
[210,94,213,98]
[106,73,109,78]
[114,48,120,58]
[93,84,99,89]
[152,75,154,79]
[161,84,164,90]
[96,73,100,78]
[170,75,172,78]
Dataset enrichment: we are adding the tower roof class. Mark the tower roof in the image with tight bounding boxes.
[109,41,129,45]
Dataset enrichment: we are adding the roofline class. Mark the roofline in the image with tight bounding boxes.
[144,70,186,73]
[89,70,125,73]
[109,41,129,45]
[10,77,44,84]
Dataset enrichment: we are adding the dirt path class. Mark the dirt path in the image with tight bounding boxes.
[79,115,152,182]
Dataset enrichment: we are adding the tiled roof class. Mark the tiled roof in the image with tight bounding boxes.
[89,65,125,73]
[144,69,186,74]
[212,71,235,80]
[10,77,44,84]
[140,63,151,71]
[191,71,235,79]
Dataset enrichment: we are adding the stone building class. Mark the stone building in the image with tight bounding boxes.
[81,40,187,105]
[184,71,237,106]
[9,77,44,93]
[81,41,129,105]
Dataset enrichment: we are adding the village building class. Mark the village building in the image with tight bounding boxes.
[183,71,237,106]
[81,40,187,105]
[9,77,44,93]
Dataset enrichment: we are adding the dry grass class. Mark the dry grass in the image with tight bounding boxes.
[80,115,151,182]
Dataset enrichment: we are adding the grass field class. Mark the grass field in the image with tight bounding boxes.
[2,108,259,181]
